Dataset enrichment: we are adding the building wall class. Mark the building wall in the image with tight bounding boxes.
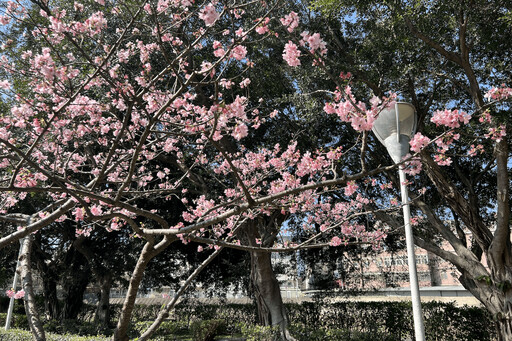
[352,246,461,289]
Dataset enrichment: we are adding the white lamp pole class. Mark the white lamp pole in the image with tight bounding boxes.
[372,102,425,341]
[5,238,24,330]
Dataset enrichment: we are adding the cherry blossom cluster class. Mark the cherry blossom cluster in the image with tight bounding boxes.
[431,109,471,129]
[484,85,512,101]
[0,1,26,26]
[199,2,220,27]
[280,11,299,33]
[299,31,327,56]
[401,154,422,176]
[324,86,396,131]
[5,289,25,299]
[409,133,431,153]
[278,12,328,67]
[282,41,302,66]
[408,103,507,167]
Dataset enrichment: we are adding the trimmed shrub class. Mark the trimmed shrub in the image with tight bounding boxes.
[286,300,495,341]
[240,323,279,341]
[190,319,225,341]
[0,312,29,330]
[43,319,112,337]
[0,328,110,341]
[130,320,188,338]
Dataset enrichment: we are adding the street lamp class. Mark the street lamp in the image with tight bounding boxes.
[372,102,426,341]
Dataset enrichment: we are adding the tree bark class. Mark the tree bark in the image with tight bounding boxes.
[40,271,60,320]
[249,250,296,340]
[19,235,46,341]
[95,273,113,327]
[457,272,512,341]
[61,264,90,320]
[113,236,173,341]
[242,217,296,341]
[496,318,512,341]
[72,236,113,327]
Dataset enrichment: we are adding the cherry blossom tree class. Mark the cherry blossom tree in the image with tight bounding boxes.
[1,0,507,340]
[0,1,394,339]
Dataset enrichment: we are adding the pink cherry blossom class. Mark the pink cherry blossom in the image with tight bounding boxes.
[90,205,103,216]
[220,78,233,89]
[6,289,24,299]
[213,41,225,57]
[484,85,512,101]
[199,3,219,27]
[485,125,507,142]
[324,87,395,132]
[344,181,358,196]
[157,0,169,12]
[300,32,326,55]
[467,144,484,157]
[73,207,85,221]
[409,132,431,153]
[329,236,343,247]
[239,78,251,88]
[230,45,247,61]
[0,80,10,89]
[282,41,301,67]
[280,11,299,33]
[232,124,248,140]
[435,132,459,152]
[431,109,470,128]
[0,15,11,25]
[255,17,270,34]
[84,12,107,36]
[402,155,422,176]
[434,154,452,166]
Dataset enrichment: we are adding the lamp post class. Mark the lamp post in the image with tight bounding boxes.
[5,238,24,330]
[372,102,425,341]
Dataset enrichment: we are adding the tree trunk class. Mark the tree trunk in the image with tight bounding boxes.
[487,298,512,341]
[41,274,60,320]
[113,236,173,341]
[33,234,61,320]
[249,250,296,340]
[61,269,90,320]
[95,273,113,327]
[19,235,46,341]
[496,318,512,341]
[457,271,512,341]
[242,217,296,341]
[427,252,441,286]
[72,235,112,326]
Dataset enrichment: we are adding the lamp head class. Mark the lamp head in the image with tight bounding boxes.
[372,102,417,163]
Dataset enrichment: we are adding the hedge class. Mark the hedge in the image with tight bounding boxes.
[1,300,497,340]
[0,329,110,341]
[285,301,495,341]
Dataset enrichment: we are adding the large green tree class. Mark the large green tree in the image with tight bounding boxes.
[299,0,512,338]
